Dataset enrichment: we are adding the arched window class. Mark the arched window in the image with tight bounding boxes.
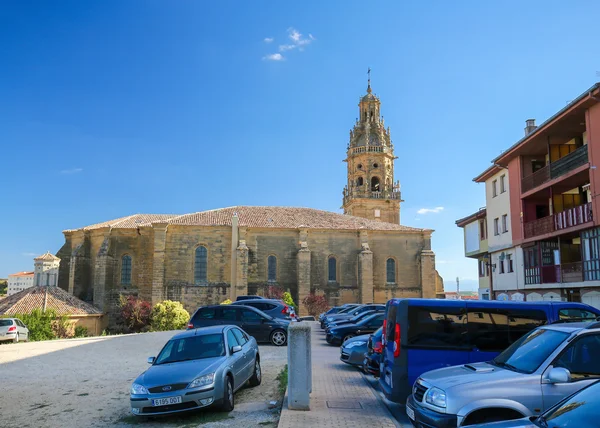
[386,258,396,284]
[194,246,208,284]
[121,255,132,285]
[357,177,364,186]
[371,177,380,192]
[328,256,337,282]
[268,255,277,282]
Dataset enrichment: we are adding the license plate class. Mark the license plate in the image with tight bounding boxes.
[406,405,415,421]
[385,373,392,387]
[152,396,182,406]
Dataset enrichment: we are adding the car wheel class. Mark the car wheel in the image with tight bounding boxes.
[342,334,354,343]
[248,358,262,387]
[270,330,287,346]
[221,376,234,412]
[13,333,19,344]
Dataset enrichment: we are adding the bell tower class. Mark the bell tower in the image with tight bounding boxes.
[342,69,402,223]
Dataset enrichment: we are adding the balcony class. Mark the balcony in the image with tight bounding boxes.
[523,202,593,239]
[342,188,402,205]
[525,262,583,285]
[348,145,392,155]
[521,145,589,193]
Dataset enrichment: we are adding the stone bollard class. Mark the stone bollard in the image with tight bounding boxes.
[287,322,311,410]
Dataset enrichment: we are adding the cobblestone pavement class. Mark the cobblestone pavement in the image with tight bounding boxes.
[278,322,409,428]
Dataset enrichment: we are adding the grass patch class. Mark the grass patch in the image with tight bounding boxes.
[276,364,288,396]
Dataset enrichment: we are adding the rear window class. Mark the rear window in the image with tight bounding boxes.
[559,308,597,321]
[407,306,468,349]
[0,319,13,327]
[193,308,216,320]
[385,304,398,342]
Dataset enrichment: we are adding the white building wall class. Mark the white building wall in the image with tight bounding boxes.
[7,274,35,295]
[465,221,480,253]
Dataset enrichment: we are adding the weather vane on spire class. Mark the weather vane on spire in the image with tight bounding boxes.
[367,67,372,93]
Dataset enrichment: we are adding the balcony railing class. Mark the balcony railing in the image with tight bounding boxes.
[560,261,584,283]
[348,145,391,155]
[523,202,593,239]
[525,262,583,285]
[342,188,401,205]
[521,145,589,193]
[522,165,550,193]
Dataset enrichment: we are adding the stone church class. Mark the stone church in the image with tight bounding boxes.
[57,76,443,317]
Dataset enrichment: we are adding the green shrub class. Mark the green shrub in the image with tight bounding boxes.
[283,292,297,311]
[13,309,57,341]
[150,300,190,331]
[74,325,89,338]
[118,295,152,333]
[220,299,232,305]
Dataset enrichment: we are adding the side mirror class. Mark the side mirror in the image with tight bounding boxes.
[231,345,243,354]
[547,367,571,384]
[147,356,155,364]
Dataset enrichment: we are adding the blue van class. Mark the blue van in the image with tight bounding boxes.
[379,298,600,404]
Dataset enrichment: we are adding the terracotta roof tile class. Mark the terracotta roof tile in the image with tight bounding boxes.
[0,286,103,316]
[67,207,430,233]
[8,271,34,277]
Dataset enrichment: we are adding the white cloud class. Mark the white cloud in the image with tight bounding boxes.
[417,206,444,215]
[288,28,302,42]
[60,168,83,174]
[264,37,274,43]
[279,44,297,52]
[263,53,284,61]
[22,252,37,257]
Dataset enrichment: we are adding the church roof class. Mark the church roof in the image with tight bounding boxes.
[65,207,430,233]
[0,286,103,316]
[34,252,60,261]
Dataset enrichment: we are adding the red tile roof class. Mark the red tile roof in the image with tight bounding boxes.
[34,252,60,261]
[66,206,429,233]
[8,271,34,277]
[0,286,103,316]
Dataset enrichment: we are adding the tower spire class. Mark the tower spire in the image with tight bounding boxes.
[367,67,372,93]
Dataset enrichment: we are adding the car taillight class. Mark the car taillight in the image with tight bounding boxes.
[282,304,289,314]
[393,324,401,358]
[7,326,16,332]
[374,341,383,354]
[187,323,194,330]
[382,320,387,345]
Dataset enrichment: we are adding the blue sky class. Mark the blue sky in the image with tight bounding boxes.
[1,1,599,291]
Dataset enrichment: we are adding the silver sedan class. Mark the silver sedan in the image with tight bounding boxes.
[130,325,261,416]
[0,318,29,343]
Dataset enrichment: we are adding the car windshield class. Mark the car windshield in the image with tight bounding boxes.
[492,328,569,374]
[155,334,225,365]
[338,306,357,314]
[0,319,13,327]
[541,381,600,426]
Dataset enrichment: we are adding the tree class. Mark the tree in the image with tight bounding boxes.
[265,286,284,300]
[283,291,297,311]
[118,295,151,333]
[302,294,329,317]
[0,280,7,295]
[220,299,232,305]
[150,300,189,331]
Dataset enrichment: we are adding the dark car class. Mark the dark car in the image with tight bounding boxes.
[234,299,292,321]
[321,304,360,329]
[327,308,384,330]
[323,305,385,328]
[363,327,383,377]
[187,305,289,346]
[326,313,385,346]
[339,334,370,367]
[235,295,266,301]
[319,304,355,323]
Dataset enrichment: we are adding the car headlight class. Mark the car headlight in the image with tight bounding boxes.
[425,387,446,408]
[131,383,149,395]
[188,373,215,389]
[345,341,366,349]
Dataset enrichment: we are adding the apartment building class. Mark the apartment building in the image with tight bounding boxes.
[7,271,35,295]
[455,208,490,299]
[462,82,600,309]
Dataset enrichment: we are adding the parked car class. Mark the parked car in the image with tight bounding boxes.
[323,304,384,329]
[187,305,289,346]
[319,304,355,323]
[363,327,383,377]
[406,321,600,427]
[234,298,293,321]
[380,298,600,404]
[326,312,385,346]
[326,309,380,330]
[339,333,371,367]
[320,304,360,329]
[235,295,266,301]
[130,325,261,416]
[0,318,29,343]
[470,379,600,428]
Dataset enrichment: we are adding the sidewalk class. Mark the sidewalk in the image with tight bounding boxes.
[278,322,407,428]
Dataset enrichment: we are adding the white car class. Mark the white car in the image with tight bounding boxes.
[0,318,29,343]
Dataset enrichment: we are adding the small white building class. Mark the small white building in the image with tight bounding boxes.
[34,252,61,287]
[7,271,35,295]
